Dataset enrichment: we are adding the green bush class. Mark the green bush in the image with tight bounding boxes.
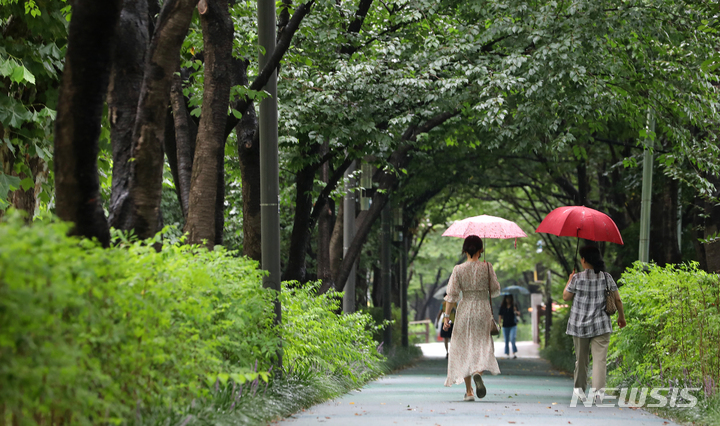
[609,262,719,392]
[280,283,385,382]
[608,262,720,425]
[0,216,279,425]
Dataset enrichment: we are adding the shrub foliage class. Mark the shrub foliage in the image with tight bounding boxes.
[610,262,720,397]
[0,217,403,425]
[0,217,279,424]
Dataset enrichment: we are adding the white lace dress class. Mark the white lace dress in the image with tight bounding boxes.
[444,260,502,386]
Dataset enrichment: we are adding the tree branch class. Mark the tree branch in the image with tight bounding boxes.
[224,0,314,136]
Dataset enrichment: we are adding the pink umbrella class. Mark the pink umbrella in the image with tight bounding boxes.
[442,215,527,249]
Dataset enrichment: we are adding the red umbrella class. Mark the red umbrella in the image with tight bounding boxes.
[535,206,623,244]
[536,206,623,267]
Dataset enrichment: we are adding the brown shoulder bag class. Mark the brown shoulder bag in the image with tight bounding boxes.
[603,272,618,316]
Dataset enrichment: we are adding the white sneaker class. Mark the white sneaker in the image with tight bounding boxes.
[573,388,587,402]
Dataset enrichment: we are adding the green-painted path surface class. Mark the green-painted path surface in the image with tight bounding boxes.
[278,342,677,426]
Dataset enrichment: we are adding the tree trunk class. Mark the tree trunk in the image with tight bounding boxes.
[660,177,681,265]
[692,197,708,271]
[237,108,261,261]
[108,0,149,228]
[355,263,367,308]
[169,72,197,217]
[285,154,353,283]
[329,199,344,285]
[10,157,46,220]
[283,157,318,282]
[54,0,121,247]
[111,0,199,239]
[704,174,720,272]
[185,0,233,248]
[317,147,334,288]
[214,136,226,246]
[371,264,382,307]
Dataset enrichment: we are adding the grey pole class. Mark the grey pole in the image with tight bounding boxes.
[381,203,392,349]
[343,161,357,314]
[258,0,281,363]
[639,110,655,263]
[401,231,409,347]
[677,185,682,253]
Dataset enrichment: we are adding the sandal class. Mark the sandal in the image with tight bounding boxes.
[473,374,486,399]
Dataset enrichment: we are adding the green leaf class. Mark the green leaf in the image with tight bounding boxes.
[0,59,16,77]
[20,177,34,191]
[0,173,21,200]
[10,65,36,85]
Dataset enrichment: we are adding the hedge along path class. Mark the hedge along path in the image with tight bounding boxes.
[278,342,679,426]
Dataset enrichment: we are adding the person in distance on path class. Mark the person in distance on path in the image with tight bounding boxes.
[498,294,521,359]
[443,235,501,401]
[436,293,456,358]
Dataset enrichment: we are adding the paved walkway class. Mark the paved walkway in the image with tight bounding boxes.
[278,342,677,426]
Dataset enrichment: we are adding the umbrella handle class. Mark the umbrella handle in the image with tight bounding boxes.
[574,229,580,270]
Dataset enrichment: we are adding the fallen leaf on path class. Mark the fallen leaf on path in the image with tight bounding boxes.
[552,402,557,405]
[325,417,330,419]
[349,402,354,405]
[516,409,520,411]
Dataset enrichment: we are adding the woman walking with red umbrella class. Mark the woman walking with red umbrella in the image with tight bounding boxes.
[537,206,627,402]
[563,245,627,402]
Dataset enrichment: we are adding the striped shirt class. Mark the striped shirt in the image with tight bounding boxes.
[565,269,618,338]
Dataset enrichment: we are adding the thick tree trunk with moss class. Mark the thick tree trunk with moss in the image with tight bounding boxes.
[185,0,233,248]
[110,0,198,239]
[54,0,121,246]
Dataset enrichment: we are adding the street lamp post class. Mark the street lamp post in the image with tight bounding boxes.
[258,0,281,365]
[381,203,392,349]
[639,110,655,263]
[343,161,356,314]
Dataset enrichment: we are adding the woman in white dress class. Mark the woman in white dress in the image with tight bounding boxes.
[442,235,501,401]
